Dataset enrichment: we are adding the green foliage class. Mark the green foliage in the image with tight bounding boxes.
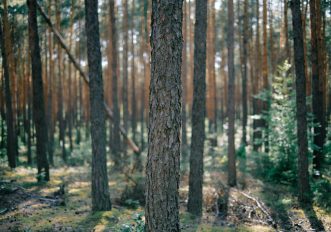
[253,62,314,184]
[120,213,145,232]
[312,178,331,211]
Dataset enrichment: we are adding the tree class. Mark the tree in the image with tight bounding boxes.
[227,0,236,187]
[122,0,129,158]
[290,0,310,203]
[84,0,112,211]
[241,0,249,145]
[187,0,207,216]
[145,0,183,230]
[131,0,137,144]
[27,0,50,181]
[310,0,326,174]
[109,0,122,169]
[0,15,16,169]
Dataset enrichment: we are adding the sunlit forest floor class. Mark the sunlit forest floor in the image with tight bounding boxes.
[0,133,330,231]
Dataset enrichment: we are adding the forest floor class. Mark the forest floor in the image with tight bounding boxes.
[0,146,330,231]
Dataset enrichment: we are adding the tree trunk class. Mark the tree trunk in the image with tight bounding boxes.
[109,0,122,169]
[187,0,207,217]
[290,0,310,203]
[84,0,112,211]
[227,0,236,187]
[242,0,248,146]
[0,16,16,169]
[145,0,183,230]
[131,0,137,144]
[122,0,129,158]
[310,0,326,173]
[27,0,50,181]
[181,0,188,170]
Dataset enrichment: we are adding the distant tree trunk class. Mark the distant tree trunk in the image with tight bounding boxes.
[84,0,112,211]
[242,0,248,146]
[284,0,291,62]
[55,0,66,163]
[310,0,326,174]
[3,0,19,161]
[0,16,16,169]
[253,0,262,152]
[187,0,207,217]
[145,0,183,230]
[46,1,54,166]
[131,0,137,145]
[109,0,121,169]
[181,0,188,167]
[290,0,310,203]
[227,0,236,187]
[122,0,129,158]
[262,0,269,153]
[27,0,50,181]
[206,0,217,134]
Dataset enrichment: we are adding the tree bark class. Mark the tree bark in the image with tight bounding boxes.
[0,15,16,169]
[84,0,112,211]
[187,0,207,217]
[310,0,326,173]
[227,0,236,187]
[145,0,183,230]
[27,0,50,181]
[290,0,310,203]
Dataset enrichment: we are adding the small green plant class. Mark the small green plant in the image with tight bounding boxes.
[120,213,145,232]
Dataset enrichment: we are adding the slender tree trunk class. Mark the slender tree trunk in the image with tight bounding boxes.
[27,0,50,181]
[227,0,236,187]
[84,0,112,211]
[242,0,248,146]
[187,0,207,217]
[0,16,16,169]
[290,0,310,203]
[262,0,269,153]
[181,0,188,167]
[310,0,326,173]
[131,0,137,145]
[109,0,122,169]
[145,0,183,230]
[122,0,129,158]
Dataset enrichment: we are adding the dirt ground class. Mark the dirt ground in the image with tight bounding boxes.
[0,159,330,232]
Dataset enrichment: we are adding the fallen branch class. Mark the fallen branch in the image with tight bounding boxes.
[36,2,140,154]
[237,190,277,228]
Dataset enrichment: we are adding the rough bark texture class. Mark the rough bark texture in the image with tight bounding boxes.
[227,0,236,187]
[187,0,207,216]
[84,0,112,211]
[27,0,50,181]
[290,0,310,203]
[0,16,16,169]
[145,0,183,231]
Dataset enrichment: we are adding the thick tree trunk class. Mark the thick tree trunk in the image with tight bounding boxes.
[187,0,207,217]
[0,16,16,169]
[27,0,50,181]
[290,0,310,203]
[227,0,236,187]
[145,0,183,230]
[84,0,112,211]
